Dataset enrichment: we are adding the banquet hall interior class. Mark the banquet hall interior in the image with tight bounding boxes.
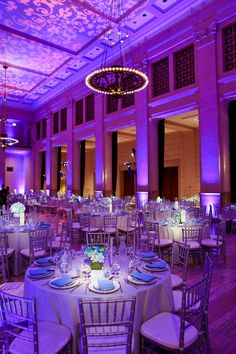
[0,0,236,353]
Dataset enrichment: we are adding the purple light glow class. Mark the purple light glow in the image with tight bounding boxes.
[200,193,220,215]
[136,191,148,209]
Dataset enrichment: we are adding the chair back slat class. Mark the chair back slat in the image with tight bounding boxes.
[86,232,110,247]
[78,297,136,354]
[171,241,190,284]
[0,292,39,353]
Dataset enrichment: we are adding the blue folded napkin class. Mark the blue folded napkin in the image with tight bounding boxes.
[29,268,53,276]
[36,257,53,265]
[146,262,167,269]
[141,252,156,259]
[51,276,73,287]
[130,271,156,283]
[97,279,115,291]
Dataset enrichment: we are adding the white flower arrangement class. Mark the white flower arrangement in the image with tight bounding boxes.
[91,252,105,263]
[10,202,25,214]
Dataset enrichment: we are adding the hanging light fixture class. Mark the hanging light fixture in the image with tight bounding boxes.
[85,0,148,98]
[0,65,19,148]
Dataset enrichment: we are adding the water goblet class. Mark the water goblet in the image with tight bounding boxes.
[59,261,68,275]
[103,265,111,279]
[81,263,91,281]
[111,263,120,278]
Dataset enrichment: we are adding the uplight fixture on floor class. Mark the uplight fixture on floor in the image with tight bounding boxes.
[85,0,148,98]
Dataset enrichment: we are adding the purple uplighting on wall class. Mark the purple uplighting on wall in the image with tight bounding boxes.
[200,193,221,215]
[136,191,148,209]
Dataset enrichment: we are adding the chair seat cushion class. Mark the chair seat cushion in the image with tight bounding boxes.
[0,282,24,297]
[20,248,46,258]
[6,247,15,256]
[171,273,183,289]
[201,239,223,247]
[186,241,200,249]
[82,227,100,232]
[118,227,136,233]
[154,239,172,246]
[140,312,198,350]
[102,227,117,233]
[9,320,71,354]
[51,240,61,248]
[72,222,80,229]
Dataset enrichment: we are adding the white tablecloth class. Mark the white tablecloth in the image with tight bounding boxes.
[24,256,173,354]
[159,223,210,242]
[7,231,29,275]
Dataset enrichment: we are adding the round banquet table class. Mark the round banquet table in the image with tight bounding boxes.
[24,255,174,354]
[159,223,210,242]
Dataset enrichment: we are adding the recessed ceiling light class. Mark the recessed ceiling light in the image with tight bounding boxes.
[12,122,16,126]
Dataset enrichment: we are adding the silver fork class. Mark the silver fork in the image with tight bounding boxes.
[69,282,82,293]
[118,281,123,293]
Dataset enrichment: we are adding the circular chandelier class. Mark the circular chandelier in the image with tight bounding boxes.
[86,65,148,97]
[85,0,148,97]
[0,133,19,149]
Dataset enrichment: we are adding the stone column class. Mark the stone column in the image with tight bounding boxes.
[135,60,149,207]
[219,99,230,206]
[65,98,74,196]
[50,147,58,196]
[94,94,105,196]
[195,23,221,210]
[104,132,112,196]
[0,122,5,186]
[148,119,158,200]
[45,110,52,196]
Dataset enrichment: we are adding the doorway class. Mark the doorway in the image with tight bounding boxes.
[163,167,178,201]
[123,170,136,197]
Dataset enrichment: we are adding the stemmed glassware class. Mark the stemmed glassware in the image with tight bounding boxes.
[81,263,91,281]
[111,263,120,278]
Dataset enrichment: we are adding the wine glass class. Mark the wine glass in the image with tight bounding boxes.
[81,264,91,281]
[59,261,68,275]
[103,265,111,279]
[111,263,120,278]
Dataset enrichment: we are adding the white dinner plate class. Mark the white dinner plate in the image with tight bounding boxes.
[143,264,168,272]
[27,269,55,279]
[142,255,159,262]
[34,259,55,267]
[48,278,77,289]
[88,281,120,294]
[127,274,157,285]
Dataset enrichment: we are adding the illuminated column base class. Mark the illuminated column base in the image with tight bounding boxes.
[66,189,72,197]
[136,191,148,209]
[200,192,220,215]
[94,190,104,198]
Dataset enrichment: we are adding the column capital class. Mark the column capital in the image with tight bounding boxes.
[66,97,74,109]
[133,52,149,73]
[194,22,217,46]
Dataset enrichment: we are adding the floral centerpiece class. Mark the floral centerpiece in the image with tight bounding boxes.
[101,197,112,213]
[84,246,106,270]
[10,202,25,214]
[10,202,26,226]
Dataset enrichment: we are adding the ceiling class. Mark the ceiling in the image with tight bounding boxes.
[0,0,210,110]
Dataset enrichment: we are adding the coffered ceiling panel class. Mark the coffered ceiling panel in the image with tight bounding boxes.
[0,0,212,109]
